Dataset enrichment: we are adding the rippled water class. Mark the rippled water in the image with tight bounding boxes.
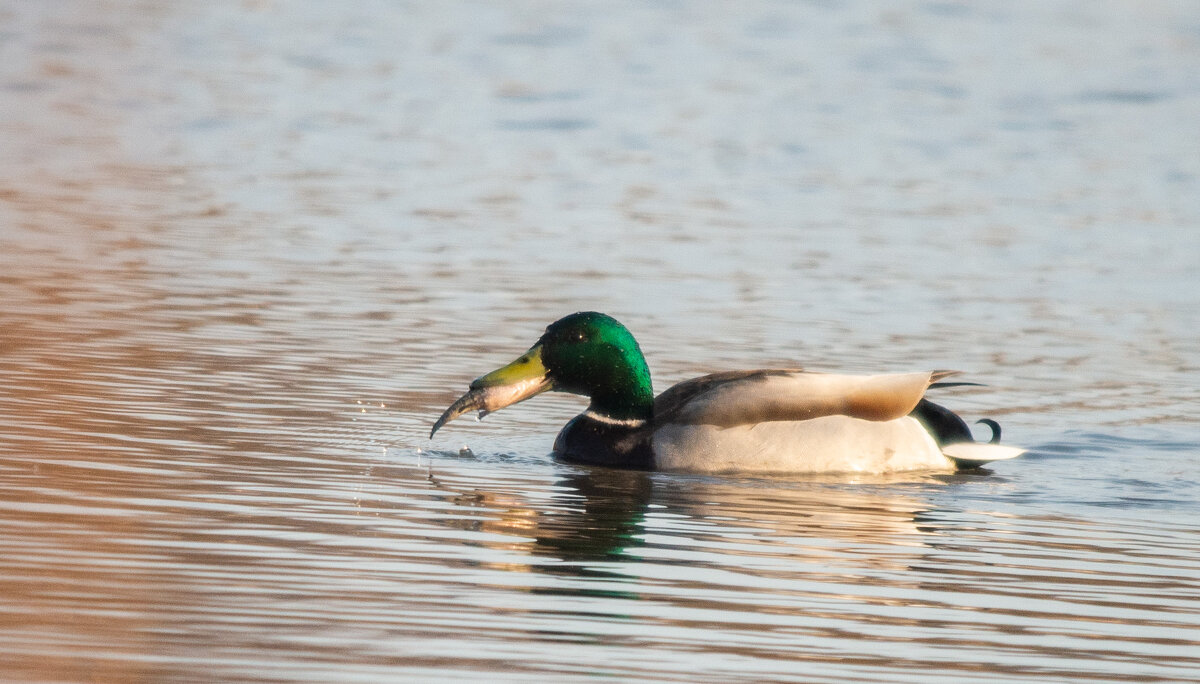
[3,1,1199,681]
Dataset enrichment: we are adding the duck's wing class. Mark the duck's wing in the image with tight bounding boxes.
[655,369,953,428]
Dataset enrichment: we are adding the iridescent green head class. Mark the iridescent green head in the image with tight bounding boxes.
[536,312,654,418]
[431,312,654,437]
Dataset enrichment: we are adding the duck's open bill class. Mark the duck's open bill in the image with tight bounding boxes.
[430,345,553,438]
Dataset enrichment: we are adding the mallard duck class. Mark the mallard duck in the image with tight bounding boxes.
[431,312,1024,473]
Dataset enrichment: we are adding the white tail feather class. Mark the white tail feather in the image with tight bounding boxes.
[942,442,1026,468]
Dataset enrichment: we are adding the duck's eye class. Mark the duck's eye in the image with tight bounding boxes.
[574,331,588,342]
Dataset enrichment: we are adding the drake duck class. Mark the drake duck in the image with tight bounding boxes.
[431,312,1024,474]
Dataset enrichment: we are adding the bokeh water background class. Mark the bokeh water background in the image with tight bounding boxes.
[2,1,1199,681]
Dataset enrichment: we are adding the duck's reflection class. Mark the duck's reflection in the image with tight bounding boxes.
[426,459,961,584]
[528,469,655,571]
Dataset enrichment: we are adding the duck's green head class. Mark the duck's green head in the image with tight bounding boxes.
[535,312,653,412]
[431,312,654,437]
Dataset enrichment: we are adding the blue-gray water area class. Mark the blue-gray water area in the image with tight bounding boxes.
[1,2,1198,681]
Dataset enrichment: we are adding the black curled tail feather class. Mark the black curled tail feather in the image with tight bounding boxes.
[975,418,1002,444]
[910,399,1005,447]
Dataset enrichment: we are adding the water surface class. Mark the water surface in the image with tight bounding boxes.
[2,1,1199,682]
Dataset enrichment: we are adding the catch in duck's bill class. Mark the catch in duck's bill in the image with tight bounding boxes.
[430,344,552,438]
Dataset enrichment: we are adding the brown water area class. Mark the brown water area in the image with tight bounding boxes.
[2,2,1199,682]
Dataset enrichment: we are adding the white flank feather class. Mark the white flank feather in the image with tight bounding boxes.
[651,415,955,474]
